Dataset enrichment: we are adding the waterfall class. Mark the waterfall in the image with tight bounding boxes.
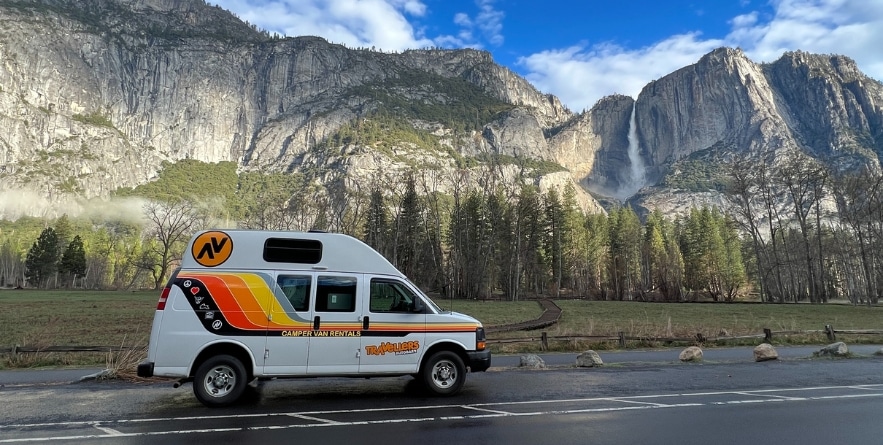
[616,102,647,201]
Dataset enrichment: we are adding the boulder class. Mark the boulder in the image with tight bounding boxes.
[753,343,778,362]
[875,348,883,357]
[679,346,703,362]
[576,350,604,368]
[519,354,546,369]
[814,342,849,357]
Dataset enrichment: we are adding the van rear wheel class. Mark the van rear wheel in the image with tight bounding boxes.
[421,351,465,396]
[193,355,247,407]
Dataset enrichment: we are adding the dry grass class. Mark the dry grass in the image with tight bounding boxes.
[0,289,156,370]
[471,299,883,353]
[103,336,149,380]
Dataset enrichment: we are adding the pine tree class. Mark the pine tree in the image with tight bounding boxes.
[25,227,60,287]
[544,188,564,296]
[644,210,667,296]
[718,214,747,301]
[462,190,491,299]
[363,188,389,257]
[59,235,87,287]
[515,185,546,298]
[54,214,73,260]
[609,207,642,300]
[584,212,610,298]
[559,185,584,293]
[679,206,745,301]
[644,210,685,300]
[394,175,421,279]
[487,189,512,299]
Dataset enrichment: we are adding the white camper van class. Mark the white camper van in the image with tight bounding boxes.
[137,230,490,407]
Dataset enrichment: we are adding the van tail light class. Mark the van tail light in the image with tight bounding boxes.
[156,286,170,310]
[476,327,487,351]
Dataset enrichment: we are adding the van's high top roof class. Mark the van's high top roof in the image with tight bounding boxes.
[182,230,404,276]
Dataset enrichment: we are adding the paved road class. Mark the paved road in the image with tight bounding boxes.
[1,349,882,444]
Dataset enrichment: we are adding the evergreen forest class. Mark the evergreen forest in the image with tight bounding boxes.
[1,156,882,306]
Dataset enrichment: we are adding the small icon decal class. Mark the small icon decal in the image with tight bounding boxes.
[212,320,223,330]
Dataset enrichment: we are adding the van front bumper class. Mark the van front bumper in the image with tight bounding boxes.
[137,361,154,378]
[467,349,491,372]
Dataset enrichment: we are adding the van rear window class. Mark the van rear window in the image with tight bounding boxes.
[263,238,323,264]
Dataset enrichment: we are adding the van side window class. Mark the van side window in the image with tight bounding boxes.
[263,238,322,264]
[276,275,312,311]
[370,279,418,313]
[315,276,356,312]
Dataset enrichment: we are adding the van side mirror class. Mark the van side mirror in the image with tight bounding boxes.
[412,299,425,313]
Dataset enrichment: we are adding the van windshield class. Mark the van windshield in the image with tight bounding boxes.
[404,278,444,313]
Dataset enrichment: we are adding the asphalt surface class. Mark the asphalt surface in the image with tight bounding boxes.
[2,344,881,386]
[2,345,883,443]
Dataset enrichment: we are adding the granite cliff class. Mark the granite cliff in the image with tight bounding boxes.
[1,0,882,219]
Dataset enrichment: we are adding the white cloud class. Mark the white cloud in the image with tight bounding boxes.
[732,0,883,76]
[730,12,759,29]
[476,0,504,46]
[520,34,723,112]
[210,0,434,51]
[453,12,472,27]
[444,0,505,49]
[521,0,883,111]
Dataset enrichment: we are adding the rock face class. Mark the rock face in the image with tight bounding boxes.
[633,48,883,212]
[0,0,882,218]
[550,94,635,199]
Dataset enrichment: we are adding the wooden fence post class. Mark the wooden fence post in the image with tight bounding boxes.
[541,332,548,351]
[825,324,836,342]
[618,331,625,348]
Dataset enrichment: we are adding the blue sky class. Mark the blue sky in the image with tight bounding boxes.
[209,0,883,112]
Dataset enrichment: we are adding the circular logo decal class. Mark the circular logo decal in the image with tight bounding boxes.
[191,231,233,267]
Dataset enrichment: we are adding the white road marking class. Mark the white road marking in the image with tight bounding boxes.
[287,413,342,424]
[90,424,123,436]
[606,398,672,407]
[460,405,512,415]
[1,384,881,443]
[732,391,804,400]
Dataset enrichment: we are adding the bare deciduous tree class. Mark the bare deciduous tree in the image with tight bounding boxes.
[143,200,208,289]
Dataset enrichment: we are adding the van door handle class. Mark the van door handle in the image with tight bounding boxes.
[362,316,369,330]
[313,316,320,330]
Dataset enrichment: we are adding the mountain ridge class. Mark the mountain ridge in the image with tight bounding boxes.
[1,0,882,220]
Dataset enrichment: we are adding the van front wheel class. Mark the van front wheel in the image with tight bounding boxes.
[421,351,465,396]
[193,355,247,407]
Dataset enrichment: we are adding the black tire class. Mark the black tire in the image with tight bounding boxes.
[421,351,466,396]
[193,355,247,407]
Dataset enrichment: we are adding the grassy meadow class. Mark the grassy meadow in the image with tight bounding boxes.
[1,289,881,369]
